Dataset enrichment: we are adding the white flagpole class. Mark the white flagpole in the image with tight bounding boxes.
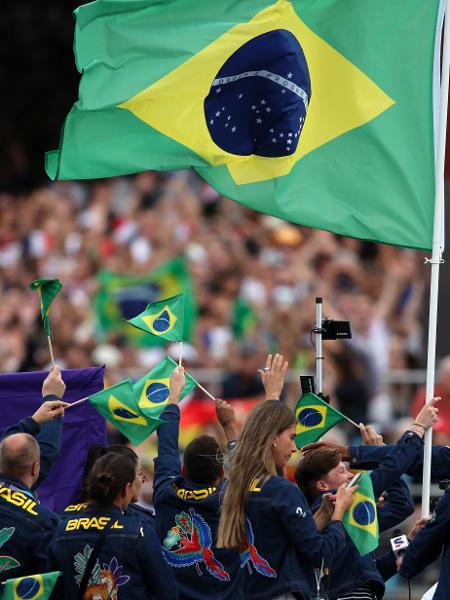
[421,0,450,517]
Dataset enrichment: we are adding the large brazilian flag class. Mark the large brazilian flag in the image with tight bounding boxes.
[46,0,443,249]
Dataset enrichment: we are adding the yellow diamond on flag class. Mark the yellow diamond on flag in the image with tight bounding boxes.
[140,305,178,336]
[108,395,148,426]
[12,575,45,600]
[119,0,394,185]
[348,490,378,538]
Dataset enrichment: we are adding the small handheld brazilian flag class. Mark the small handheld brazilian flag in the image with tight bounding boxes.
[29,279,63,335]
[2,570,61,600]
[343,471,379,556]
[294,392,346,449]
[133,356,198,419]
[88,379,165,445]
[126,293,185,341]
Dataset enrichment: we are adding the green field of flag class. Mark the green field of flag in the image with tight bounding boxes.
[46,0,441,249]
[127,293,185,341]
[29,279,63,335]
[133,356,198,418]
[2,570,61,600]
[94,257,196,347]
[294,392,346,448]
[88,379,165,445]
[343,471,379,556]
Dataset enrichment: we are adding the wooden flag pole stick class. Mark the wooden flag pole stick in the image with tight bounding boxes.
[179,341,183,367]
[65,396,89,410]
[344,416,360,430]
[195,382,216,401]
[47,336,55,366]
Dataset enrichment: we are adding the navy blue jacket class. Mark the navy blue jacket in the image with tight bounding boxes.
[0,474,60,580]
[400,488,450,600]
[244,476,347,600]
[154,405,242,600]
[308,431,421,599]
[48,504,177,600]
[349,442,450,480]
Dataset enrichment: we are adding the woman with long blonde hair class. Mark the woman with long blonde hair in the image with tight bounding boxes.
[217,399,356,600]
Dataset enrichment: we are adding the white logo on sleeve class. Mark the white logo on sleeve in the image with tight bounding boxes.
[296,506,307,519]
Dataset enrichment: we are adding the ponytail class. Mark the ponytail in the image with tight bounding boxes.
[88,452,137,505]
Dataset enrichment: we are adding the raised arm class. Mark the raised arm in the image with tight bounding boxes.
[153,367,186,498]
[257,353,288,401]
[215,398,238,443]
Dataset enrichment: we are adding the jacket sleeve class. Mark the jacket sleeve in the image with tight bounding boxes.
[368,432,424,498]
[376,549,397,582]
[34,512,61,572]
[153,405,181,500]
[349,443,450,481]
[0,416,40,440]
[349,444,394,470]
[377,477,414,532]
[272,479,347,568]
[400,488,450,579]
[33,418,64,490]
[139,522,179,600]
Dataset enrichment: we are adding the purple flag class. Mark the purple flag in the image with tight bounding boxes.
[0,367,106,511]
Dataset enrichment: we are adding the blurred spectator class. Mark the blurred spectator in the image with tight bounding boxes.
[221,339,266,401]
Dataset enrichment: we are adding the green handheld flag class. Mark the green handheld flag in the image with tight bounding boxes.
[343,472,379,556]
[127,293,185,341]
[29,279,63,335]
[294,393,346,449]
[94,257,196,347]
[133,356,198,419]
[88,379,164,445]
[46,0,441,250]
[2,570,61,600]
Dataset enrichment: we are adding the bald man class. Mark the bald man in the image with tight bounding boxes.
[0,432,60,580]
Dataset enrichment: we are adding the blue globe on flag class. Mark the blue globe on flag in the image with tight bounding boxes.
[204,29,311,158]
[146,382,170,404]
[353,501,376,526]
[298,407,323,427]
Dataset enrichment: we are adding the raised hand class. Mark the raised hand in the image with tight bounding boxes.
[215,399,238,442]
[168,367,186,404]
[32,400,69,424]
[257,353,288,400]
[360,424,384,446]
[42,365,66,399]
[412,397,440,434]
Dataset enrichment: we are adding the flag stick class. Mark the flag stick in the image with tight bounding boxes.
[421,0,450,517]
[47,336,55,366]
[195,382,216,401]
[179,341,183,367]
[65,396,89,409]
[344,415,360,430]
[315,297,323,394]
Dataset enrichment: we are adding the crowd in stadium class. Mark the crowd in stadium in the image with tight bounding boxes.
[0,172,449,599]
